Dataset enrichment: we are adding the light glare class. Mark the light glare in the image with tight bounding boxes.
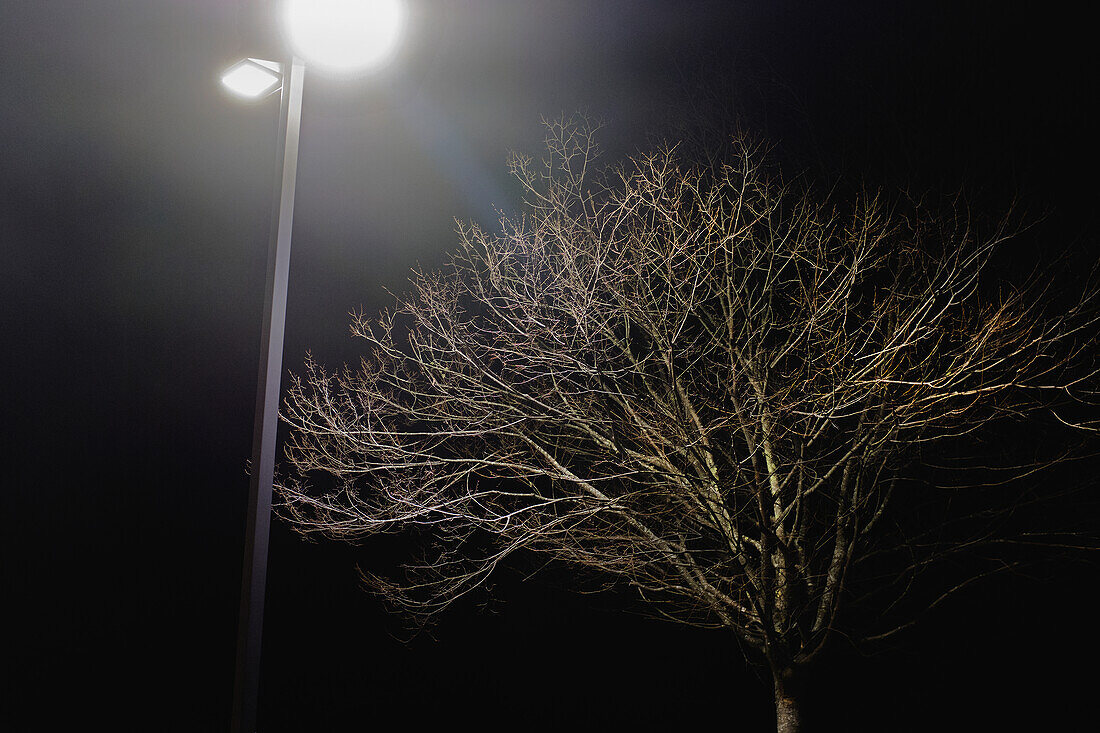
[221,60,282,98]
[283,0,403,72]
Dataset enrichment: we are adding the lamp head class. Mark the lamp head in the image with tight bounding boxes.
[221,58,283,99]
[282,0,403,74]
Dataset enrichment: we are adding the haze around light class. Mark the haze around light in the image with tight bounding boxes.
[283,0,403,73]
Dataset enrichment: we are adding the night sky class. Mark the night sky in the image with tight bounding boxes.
[3,1,1097,730]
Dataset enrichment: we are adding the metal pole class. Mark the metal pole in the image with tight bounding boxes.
[231,56,305,733]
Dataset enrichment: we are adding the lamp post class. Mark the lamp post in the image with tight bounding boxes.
[226,52,303,733]
[222,3,403,731]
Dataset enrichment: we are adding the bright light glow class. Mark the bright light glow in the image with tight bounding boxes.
[283,0,403,72]
[221,59,282,98]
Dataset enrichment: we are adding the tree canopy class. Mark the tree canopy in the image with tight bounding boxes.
[274,118,1098,731]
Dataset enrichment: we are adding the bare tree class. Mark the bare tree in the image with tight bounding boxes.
[276,118,1099,732]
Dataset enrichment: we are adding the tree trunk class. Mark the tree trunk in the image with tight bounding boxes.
[774,676,802,733]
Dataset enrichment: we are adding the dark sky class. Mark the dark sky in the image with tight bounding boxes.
[2,1,1096,730]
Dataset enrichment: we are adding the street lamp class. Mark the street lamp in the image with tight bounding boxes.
[223,3,403,732]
